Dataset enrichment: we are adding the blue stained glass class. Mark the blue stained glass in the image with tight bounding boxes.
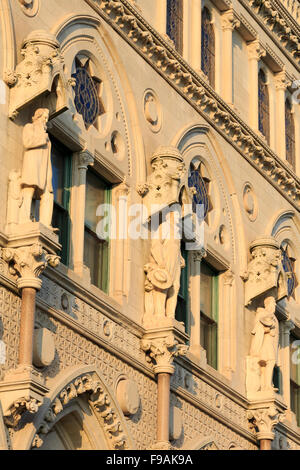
[188,169,209,218]
[72,66,101,128]
[281,248,296,298]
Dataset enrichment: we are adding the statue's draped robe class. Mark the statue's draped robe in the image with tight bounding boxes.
[21,122,53,195]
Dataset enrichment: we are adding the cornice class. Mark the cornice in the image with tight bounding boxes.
[84,0,300,212]
[239,0,300,69]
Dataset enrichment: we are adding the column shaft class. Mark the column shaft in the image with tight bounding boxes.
[18,287,36,366]
[157,372,171,443]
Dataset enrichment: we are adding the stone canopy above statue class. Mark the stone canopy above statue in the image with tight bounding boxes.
[4,30,73,120]
[137,146,186,219]
[244,237,288,306]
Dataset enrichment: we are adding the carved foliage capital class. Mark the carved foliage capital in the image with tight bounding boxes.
[141,334,188,374]
[248,39,266,61]
[275,70,292,91]
[192,248,207,263]
[2,243,60,289]
[78,151,94,170]
[221,9,241,31]
[247,406,285,440]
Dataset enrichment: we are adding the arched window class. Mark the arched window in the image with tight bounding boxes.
[188,161,212,222]
[285,99,296,169]
[281,242,297,299]
[72,57,105,130]
[258,69,270,144]
[166,0,183,54]
[201,7,215,88]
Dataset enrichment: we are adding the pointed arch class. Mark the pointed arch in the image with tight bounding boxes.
[201,7,215,88]
[258,69,270,144]
[285,98,296,169]
[12,365,135,450]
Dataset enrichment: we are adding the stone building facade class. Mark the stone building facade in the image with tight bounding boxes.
[0,0,299,451]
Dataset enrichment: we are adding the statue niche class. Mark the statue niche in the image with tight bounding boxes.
[7,108,54,230]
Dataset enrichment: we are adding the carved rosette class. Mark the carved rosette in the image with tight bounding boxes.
[4,397,41,429]
[247,406,286,441]
[2,243,60,290]
[32,374,129,450]
[141,334,188,374]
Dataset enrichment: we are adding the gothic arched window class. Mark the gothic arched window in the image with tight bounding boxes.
[281,243,297,299]
[285,99,296,169]
[188,161,212,221]
[72,57,105,130]
[258,69,270,144]
[166,0,183,54]
[201,7,215,88]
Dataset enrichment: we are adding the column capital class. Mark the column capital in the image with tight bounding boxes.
[247,39,266,61]
[2,243,60,290]
[275,70,292,91]
[78,150,94,170]
[223,269,234,286]
[247,405,286,441]
[115,180,130,199]
[192,248,207,263]
[141,334,187,375]
[221,9,240,31]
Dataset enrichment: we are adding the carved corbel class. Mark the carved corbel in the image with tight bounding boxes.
[141,334,187,374]
[4,397,41,429]
[247,406,285,442]
[2,243,60,290]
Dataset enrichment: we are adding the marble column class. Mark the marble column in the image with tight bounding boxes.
[247,39,266,131]
[221,10,240,105]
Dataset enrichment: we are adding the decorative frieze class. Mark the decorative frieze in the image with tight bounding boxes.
[85,0,300,211]
[246,0,300,61]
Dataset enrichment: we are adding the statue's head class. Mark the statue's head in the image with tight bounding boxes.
[264,296,276,313]
[32,108,49,124]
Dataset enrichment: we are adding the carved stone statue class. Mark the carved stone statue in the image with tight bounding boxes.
[19,108,54,227]
[249,296,279,393]
[144,214,185,319]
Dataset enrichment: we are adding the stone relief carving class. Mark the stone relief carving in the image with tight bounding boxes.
[243,237,287,305]
[4,30,71,119]
[246,296,279,395]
